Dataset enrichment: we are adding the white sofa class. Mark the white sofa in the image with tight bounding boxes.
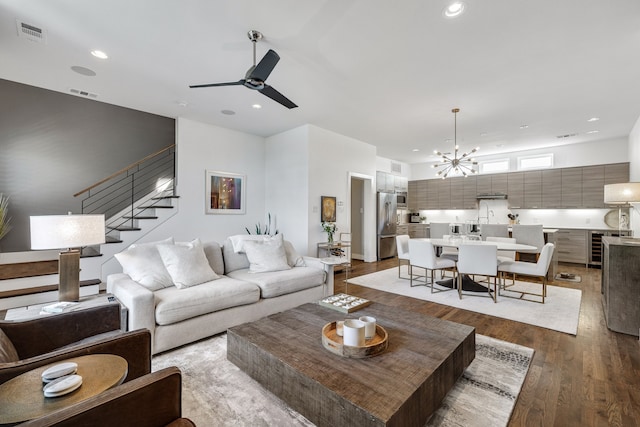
[107,237,333,354]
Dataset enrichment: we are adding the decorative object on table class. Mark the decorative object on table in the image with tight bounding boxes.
[507,213,519,224]
[42,374,83,397]
[431,108,479,178]
[321,221,337,244]
[342,319,365,346]
[0,193,12,242]
[319,293,371,313]
[205,170,246,214]
[358,316,377,340]
[41,362,78,382]
[30,214,105,302]
[604,182,640,234]
[321,320,388,358]
[245,212,278,235]
[40,301,78,314]
[321,196,336,222]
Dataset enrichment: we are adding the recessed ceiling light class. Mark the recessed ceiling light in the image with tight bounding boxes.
[480,132,488,137]
[587,117,600,122]
[177,101,188,107]
[412,148,420,152]
[519,124,529,129]
[221,110,236,115]
[586,130,600,134]
[443,2,466,18]
[495,144,504,148]
[252,104,262,109]
[90,50,108,59]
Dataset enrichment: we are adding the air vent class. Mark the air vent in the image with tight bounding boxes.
[69,88,98,99]
[391,162,402,173]
[556,133,578,139]
[16,20,47,43]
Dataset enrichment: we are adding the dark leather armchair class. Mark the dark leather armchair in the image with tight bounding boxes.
[0,304,151,385]
[20,367,195,427]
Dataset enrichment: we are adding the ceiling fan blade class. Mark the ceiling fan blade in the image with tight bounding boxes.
[259,84,298,109]
[189,80,244,89]
[249,49,280,82]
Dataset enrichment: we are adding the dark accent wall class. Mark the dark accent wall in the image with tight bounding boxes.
[0,78,175,252]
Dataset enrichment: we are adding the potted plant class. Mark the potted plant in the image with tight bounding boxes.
[321,222,337,243]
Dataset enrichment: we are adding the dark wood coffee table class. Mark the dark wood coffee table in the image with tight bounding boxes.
[227,302,475,427]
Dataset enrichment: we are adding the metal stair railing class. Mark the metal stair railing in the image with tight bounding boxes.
[74,144,176,238]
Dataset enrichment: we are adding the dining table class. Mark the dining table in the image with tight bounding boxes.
[415,237,537,292]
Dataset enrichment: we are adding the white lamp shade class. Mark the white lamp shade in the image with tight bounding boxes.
[604,183,640,204]
[30,214,106,250]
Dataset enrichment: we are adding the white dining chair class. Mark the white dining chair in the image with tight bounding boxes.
[408,239,456,292]
[498,243,555,304]
[480,224,510,240]
[511,224,545,261]
[395,234,412,279]
[486,236,517,288]
[456,244,498,302]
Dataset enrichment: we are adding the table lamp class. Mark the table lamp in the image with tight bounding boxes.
[30,214,105,301]
[604,182,640,235]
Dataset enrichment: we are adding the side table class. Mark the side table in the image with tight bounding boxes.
[320,256,352,294]
[0,354,128,424]
[3,293,128,331]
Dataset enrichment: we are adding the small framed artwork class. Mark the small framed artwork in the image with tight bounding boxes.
[321,196,337,222]
[205,170,246,214]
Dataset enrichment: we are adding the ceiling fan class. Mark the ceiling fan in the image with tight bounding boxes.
[189,30,298,109]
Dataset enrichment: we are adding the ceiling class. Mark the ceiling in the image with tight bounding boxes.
[1,0,639,165]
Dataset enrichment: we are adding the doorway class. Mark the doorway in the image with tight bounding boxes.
[349,173,375,262]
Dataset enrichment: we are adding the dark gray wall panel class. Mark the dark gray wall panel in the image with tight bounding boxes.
[0,78,175,252]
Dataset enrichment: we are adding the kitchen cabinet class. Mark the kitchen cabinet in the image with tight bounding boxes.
[462,176,477,208]
[604,162,629,185]
[476,175,492,195]
[541,169,562,208]
[507,172,524,208]
[426,179,438,209]
[581,165,604,208]
[561,168,582,208]
[449,177,464,209]
[408,224,428,238]
[602,236,640,336]
[397,224,409,236]
[524,171,542,208]
[436,179,450,209]
[407,180,418,210]
[394,176,408,192]
[555,229,588,264]
[491,174,508,195]
[376,171,403,193]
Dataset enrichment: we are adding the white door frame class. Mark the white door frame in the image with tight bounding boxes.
[348,172,376,262]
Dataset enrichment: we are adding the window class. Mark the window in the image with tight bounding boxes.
[479,159,510,174]
[518,154,554,170]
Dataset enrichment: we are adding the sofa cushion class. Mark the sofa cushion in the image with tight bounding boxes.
[223,239,250,274]
[154,277,260,325]
[114,237,175,291]
[283,241,305,267]
[158,239,219,289]
[243,234,291,273]
[227,266,325,299]
[201,241,225,276]
[0,328,19,362]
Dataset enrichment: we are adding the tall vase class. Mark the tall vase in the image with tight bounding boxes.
[327,232,334,244]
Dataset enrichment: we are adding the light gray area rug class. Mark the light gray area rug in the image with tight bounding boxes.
[347,266,582,335]
[152,332,533,427]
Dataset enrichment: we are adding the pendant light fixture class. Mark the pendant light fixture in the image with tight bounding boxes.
[432,108,479,179]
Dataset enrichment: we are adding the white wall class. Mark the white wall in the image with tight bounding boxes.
[410,137,629,180]
[628,116,640,236]
[135,118,267,244]
[265,126,310,253]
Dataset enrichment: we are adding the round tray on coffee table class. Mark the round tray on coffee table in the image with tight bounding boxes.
[321,321,388,358]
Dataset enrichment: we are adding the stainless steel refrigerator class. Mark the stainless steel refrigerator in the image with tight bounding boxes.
[377,192,397,260]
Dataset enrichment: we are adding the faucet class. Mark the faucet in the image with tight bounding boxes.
[489,210,495,223]
[478,201,489,224]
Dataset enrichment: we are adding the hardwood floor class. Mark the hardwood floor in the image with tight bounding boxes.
[334,259,640,427]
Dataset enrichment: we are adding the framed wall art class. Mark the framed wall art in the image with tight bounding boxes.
[321,196,337,222]
[205,170,246,214]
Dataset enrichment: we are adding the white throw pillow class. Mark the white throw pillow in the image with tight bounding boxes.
[283,240,306,267]
[114,237,174,291]
[228,234,269,253]
[243,234,291,273]
[157,238,219,289]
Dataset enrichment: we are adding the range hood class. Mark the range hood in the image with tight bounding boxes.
[476,193,508,200]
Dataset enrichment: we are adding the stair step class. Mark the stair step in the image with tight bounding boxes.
[123,216,158,220]
[0,279,101,299]
[152,195,180,200]
[109,226,142,232]
[80,247,102,257]
[138,205,174,209]
[105,236,123,244]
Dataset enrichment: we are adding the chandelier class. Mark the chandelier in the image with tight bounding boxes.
[432,108,479,179]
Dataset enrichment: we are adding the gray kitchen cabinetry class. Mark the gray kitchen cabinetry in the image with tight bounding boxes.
[397,224,409,236]
[541,169,562,208]
[581,165,605,208]
[523,171,542,208]
[449,177,464,209]
[408,224,428,238]
[555,228,588,264]
[560,168,582,208]
[490,174,508,195]
[507,172,524,208]
[462,176,477,208]
[602,236,640,336]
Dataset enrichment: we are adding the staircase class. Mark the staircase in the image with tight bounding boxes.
[0,145,178,311]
